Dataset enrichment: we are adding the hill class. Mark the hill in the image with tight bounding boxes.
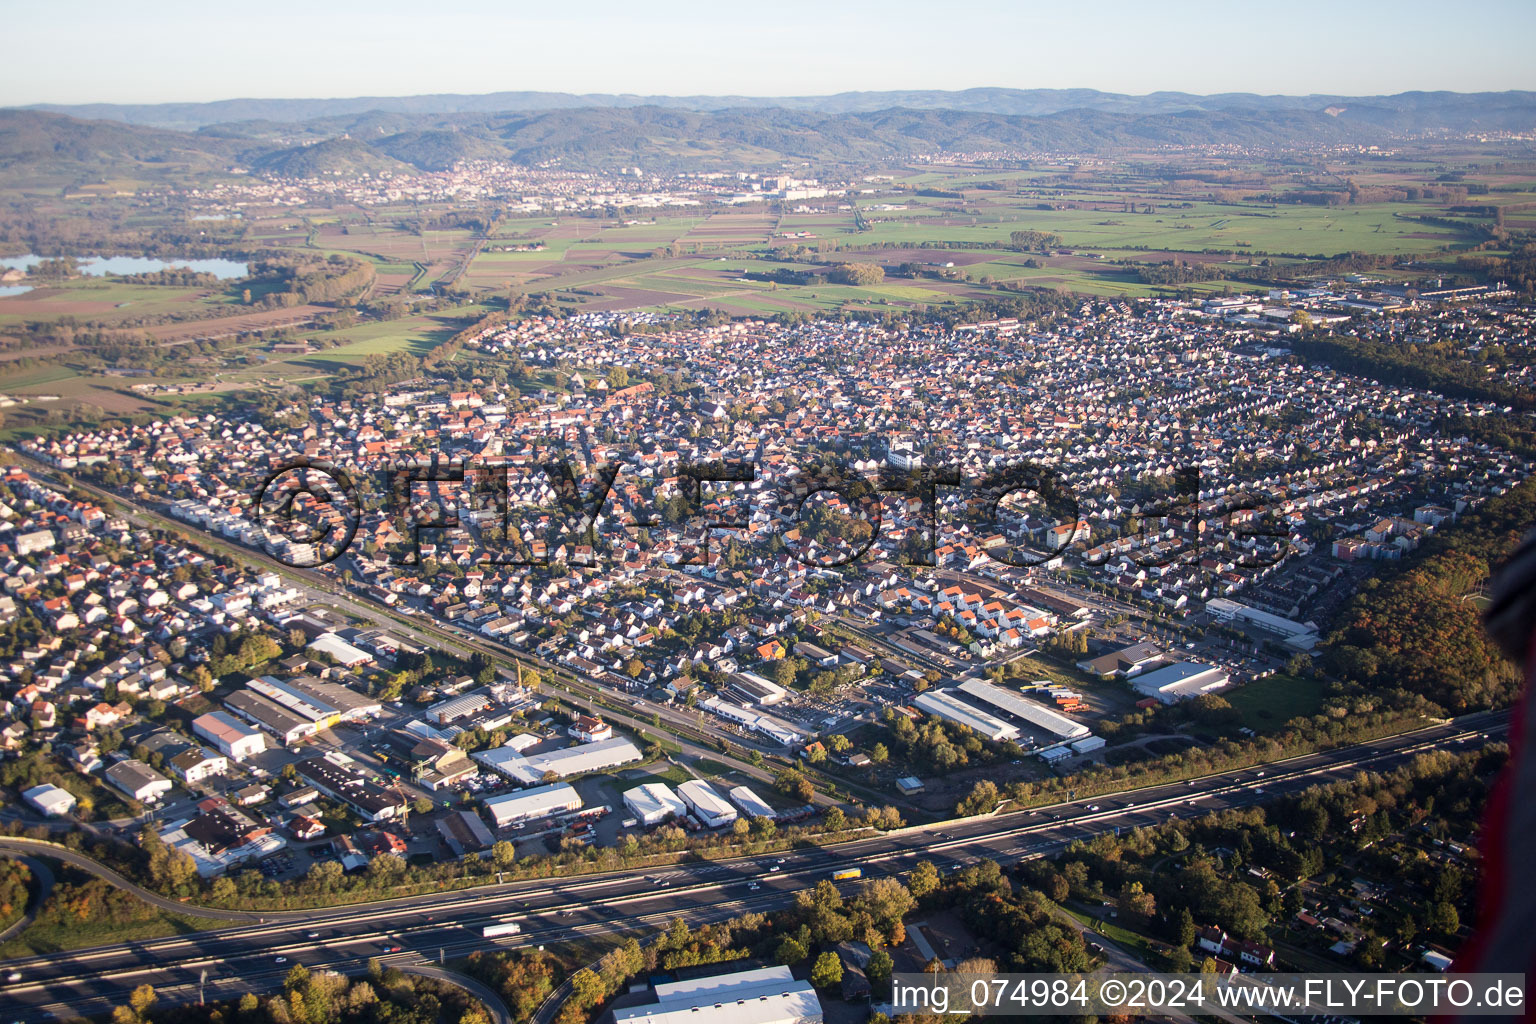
[17,87,1536,132]
[250,136,414,178]
[1,92,1534,185]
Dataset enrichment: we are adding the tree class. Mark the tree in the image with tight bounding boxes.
[774,768,815,803]
[908,860,941,898]
[956,780,1000,816]
[129,984,157,1019]
[492,840,516,868]
[1174,905,1197,948]
[810,951,844,988]
[866,949,894,987]
[569,967,605,1009]
[1428,900,1460,937]
[774,935,809,965]
[1119,881,1156,920]
[830,263,885,286]
[412,796,433,815]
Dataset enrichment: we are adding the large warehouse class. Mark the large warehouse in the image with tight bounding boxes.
[728,785,776,820]
[1204,598,1320,651]
[473,736,642,785]
[956,679,1090,740]
[612,965,822,1024]
[678,779,738,828]
[224,690,319,746]
[192,710,268,761]
[482,783,583,827]
[723,671,788,706]
[623,782,687,825]
[1131,662,1231,703]
[913,690,1020,742]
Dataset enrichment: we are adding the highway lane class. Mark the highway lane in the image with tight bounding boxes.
[0,710,1506,1020]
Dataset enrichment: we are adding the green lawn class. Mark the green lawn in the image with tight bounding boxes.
[0,909,220,958]
[1225,673,1328,729]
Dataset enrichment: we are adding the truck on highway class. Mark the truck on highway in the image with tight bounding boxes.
[831,867,863,881]
[482,921,523,938]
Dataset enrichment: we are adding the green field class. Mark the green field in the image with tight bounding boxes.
[1225,673,1329,729]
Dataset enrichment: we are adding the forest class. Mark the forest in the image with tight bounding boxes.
[1323,479,1535,711]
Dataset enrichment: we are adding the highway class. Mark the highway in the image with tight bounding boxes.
[0,709,1506,1021]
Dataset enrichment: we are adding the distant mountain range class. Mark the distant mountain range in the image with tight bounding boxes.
[1,90,1533,180]
[19,88,1536,132]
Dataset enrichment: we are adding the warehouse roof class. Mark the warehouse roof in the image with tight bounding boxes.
[956,679,1089,740]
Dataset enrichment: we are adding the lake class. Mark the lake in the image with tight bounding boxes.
[0,254,250,279]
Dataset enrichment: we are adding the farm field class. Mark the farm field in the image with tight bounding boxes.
[0,280,236,325]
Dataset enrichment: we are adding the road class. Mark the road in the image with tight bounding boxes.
[0,709,1505,1021]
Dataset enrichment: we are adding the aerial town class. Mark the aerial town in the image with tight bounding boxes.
[4,275,1527,871]
[3,14,1535,1020]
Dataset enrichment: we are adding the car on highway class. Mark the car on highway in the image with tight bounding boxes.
[274,957,288,964]
[306,931,321,939]
[5,970,20,982]
[1087,804,1100,811]
[383,946,402,953]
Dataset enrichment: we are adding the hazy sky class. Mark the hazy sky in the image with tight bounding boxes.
[5,0,1535,106]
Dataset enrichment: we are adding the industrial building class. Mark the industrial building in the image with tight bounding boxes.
[912,690,1020,742]
[437,810,497,857]
[294,754,403,822]
[192,711,267,762]
[247,674,380,725]
[1131,662,1231,703]
[482,783,583,828]
[955,679,1089,740]
[472,736,642,785]
[723,671,788,706]
[22,782,76,816]
[699,696,804,747]
[623,782,687,825]
[105,759,174,803]
[611,965,822,1024]
[1203,598,1320,651]
[224,690,318,746]
[426,691,495,726]
[306,633,374,666]
[678,779,738,828]
[728,785,775,820]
